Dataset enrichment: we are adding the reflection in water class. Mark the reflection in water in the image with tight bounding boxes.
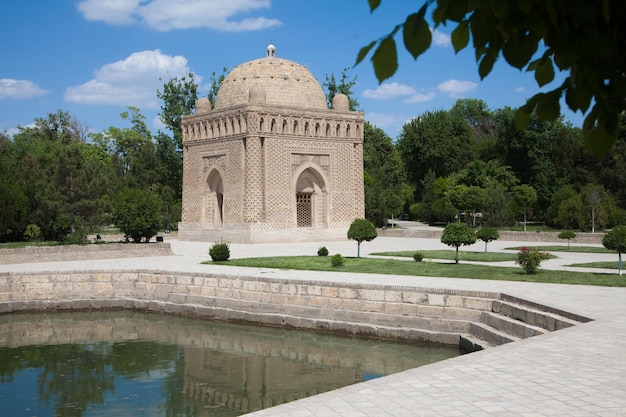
[0,311,459,416]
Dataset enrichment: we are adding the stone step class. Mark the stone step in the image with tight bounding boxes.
[467,321,520,347]
[479,311,546,340]
[492,300,585,332]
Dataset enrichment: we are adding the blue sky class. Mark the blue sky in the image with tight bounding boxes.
[0,0,582,140]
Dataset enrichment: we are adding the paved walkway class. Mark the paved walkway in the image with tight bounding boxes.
[2,236,625,416]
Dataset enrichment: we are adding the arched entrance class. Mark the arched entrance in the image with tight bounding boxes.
[204,169,224,228]
[295,167,327,228]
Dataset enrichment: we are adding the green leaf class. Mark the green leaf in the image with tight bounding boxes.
[451,20,469,53]
[536,90,561,121]
[368,0,381,12]
[372,36,398,82]
[402,12,432,59]
[478,50,498,79]
[503,31,539,69]
[565,76,592,113]
[585,115,617,158]
[514,101,534,131]
[534,58,555,87]
[355,41,377,67]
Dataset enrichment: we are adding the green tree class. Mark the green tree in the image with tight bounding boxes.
[441,222,477,264]
[476,226,499,253]
[584,185,605,233]
[450,98,496,141]
[558,230,576,249]
[157,73,199,151]
[602,225,626,276]
[363,122,407,226]
[397,110,474,199]
[495,108,561,210]
[323,68,360,111]
[482,186,515,227]
[357,1,626,155]
[347,218,378,258]
[512,185,537,231]
[111,188,163,243]
[0,177,28,241]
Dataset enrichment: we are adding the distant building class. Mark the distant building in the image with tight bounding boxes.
[178,43,365,243]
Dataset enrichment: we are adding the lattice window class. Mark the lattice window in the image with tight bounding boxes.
[296,193,312,227]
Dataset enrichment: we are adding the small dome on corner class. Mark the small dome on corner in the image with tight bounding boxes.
[195,97,211,114]
[332,93,349,111]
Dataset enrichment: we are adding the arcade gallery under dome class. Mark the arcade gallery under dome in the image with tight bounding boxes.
[179,43,364,243]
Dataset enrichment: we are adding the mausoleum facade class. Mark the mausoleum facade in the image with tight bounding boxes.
[178,44,365,243]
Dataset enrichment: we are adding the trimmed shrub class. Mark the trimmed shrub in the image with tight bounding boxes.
[558,230,576,249]
[209,240,230,261]
[317,246,329,256]
[413,252,424,262]
[331,253,344,267]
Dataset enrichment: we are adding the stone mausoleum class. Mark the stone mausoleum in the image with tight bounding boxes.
[178,43,365,243]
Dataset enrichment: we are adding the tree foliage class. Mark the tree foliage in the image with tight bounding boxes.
[475,226,499,253]
[363,122,407,226]
[441,222,476,263]
[357,0,626,156]
[397,110,474,198]
[347,218,378,258]
[323,68,360,111]
[111,188,163,243]
[602,225,626,275]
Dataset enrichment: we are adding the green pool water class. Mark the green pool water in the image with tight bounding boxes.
[0,311,460,416]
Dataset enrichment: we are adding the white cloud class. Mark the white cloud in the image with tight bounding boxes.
[152,116,166,131]
[437,79,478,97]
[76,0,282,31]
[65,49,194,108]
[515,86,526,92]
[404,91,436,103]
[77,0,142,25]
[0,78,48,99]
[363,82,416,99]
[431,28,451,47]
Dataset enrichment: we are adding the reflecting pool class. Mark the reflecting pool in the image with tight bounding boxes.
[0,311,460,416]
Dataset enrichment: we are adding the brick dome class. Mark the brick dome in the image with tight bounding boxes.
[213,44,328,110]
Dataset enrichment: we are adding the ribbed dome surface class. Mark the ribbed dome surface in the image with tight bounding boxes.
[214,57,328,110]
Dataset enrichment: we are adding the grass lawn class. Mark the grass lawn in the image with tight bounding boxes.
[208,256,626,287]
[505,245,611,253]
[371,250,520,262]
[569,261,622,270]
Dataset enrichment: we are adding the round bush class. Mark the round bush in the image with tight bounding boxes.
[331,253,344,267]
[317,246,329,256]
[413,252,424,262]
[209,241,230,261]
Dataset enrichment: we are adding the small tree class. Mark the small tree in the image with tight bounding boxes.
[512,185,537,232]
[347,218,377,258]
[111,188,163,243]
[475,227,499,253]
[441,222,477,264]
[602,225,626,275]
[558,230,577,249]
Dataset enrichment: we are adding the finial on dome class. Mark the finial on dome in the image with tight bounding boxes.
[267,41,276,58]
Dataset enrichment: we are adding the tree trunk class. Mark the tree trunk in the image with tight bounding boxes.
[455,247,459,264]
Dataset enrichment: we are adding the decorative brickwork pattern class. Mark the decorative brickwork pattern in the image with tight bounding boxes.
[180,49,364,242]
